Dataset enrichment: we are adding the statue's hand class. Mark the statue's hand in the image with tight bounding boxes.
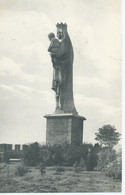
[54,65,59,70]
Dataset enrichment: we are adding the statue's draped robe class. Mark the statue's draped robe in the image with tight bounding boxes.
[57,29,77,114]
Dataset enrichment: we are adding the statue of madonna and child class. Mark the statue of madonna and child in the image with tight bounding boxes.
[48,23,77,115]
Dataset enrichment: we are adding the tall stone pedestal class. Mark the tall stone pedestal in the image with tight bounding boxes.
[44,113,86,146]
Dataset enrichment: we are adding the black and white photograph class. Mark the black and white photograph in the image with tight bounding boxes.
[0,0,123,193]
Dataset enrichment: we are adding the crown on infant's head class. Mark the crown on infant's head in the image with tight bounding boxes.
[56,22,67,29]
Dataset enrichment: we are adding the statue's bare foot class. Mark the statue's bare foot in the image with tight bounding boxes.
[55,107,64,114]
[56,105,60,110]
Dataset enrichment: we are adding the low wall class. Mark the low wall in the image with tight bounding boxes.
[0,143,29,162]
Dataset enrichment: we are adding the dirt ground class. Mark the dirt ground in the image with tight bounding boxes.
[0,162,121,193]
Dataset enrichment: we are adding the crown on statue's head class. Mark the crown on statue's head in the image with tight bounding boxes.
[56,22,67,30]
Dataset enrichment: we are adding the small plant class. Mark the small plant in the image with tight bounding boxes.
[55,166,65,173]
[73,158,87,172]
[73,161,83,172]
[79,158,87,171]
[73,161,79,172]
[39,163,46,175]
[15,165,28,176]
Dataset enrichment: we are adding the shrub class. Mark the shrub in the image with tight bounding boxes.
[48,144,64,165]
[73,158,87,172]
[55,166,65,173]
[104,151,122,180]
[39,146,51,165]
[96,147,117,171]
[79,158,87,170]
[39,162,46,175]
[23,142,41,166]
[96,147,122,180]
[15,165,28,176]
[23,142,98,168]
[73,161,79,172]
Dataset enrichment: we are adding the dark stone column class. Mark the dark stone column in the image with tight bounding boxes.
[15,144,20,152]
[44,113,86,146]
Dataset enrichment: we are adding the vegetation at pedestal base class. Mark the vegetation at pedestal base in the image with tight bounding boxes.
[73,158,86,172]
[96,147,117,171]
[96,148,122,180]
[39,162,46,175]
[104,150,122,180]
[23,142,99,171]
[95,124,121,148]
[23,142,41,166]
[22,123,122,181]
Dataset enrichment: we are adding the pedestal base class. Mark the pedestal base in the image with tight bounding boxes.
[44,113,86,146]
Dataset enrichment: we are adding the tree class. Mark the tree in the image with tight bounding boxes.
[95,124,121,148]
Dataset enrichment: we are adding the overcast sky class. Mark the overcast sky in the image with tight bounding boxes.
[0,0,122,145]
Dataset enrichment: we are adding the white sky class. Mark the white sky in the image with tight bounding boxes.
[0,0,122,145]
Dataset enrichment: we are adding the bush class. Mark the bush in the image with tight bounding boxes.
[23,142,99,169]
[39,162,46,175]
[73,158,87,172]
[73,161,79,172]
[15,165,28,176]
[40,143,92,167]
[79,158,87,170]
[104,151,122,180]
[96,147,122,180]
[96,147,117,171]
[55,166,65,173]
[23,142,41,166]
[39,146,51,165]
[87,148,98,171]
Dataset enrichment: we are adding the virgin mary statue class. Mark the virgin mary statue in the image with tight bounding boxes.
[48,23,77,115]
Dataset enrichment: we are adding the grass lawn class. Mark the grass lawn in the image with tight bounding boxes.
[0,162,121,193]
